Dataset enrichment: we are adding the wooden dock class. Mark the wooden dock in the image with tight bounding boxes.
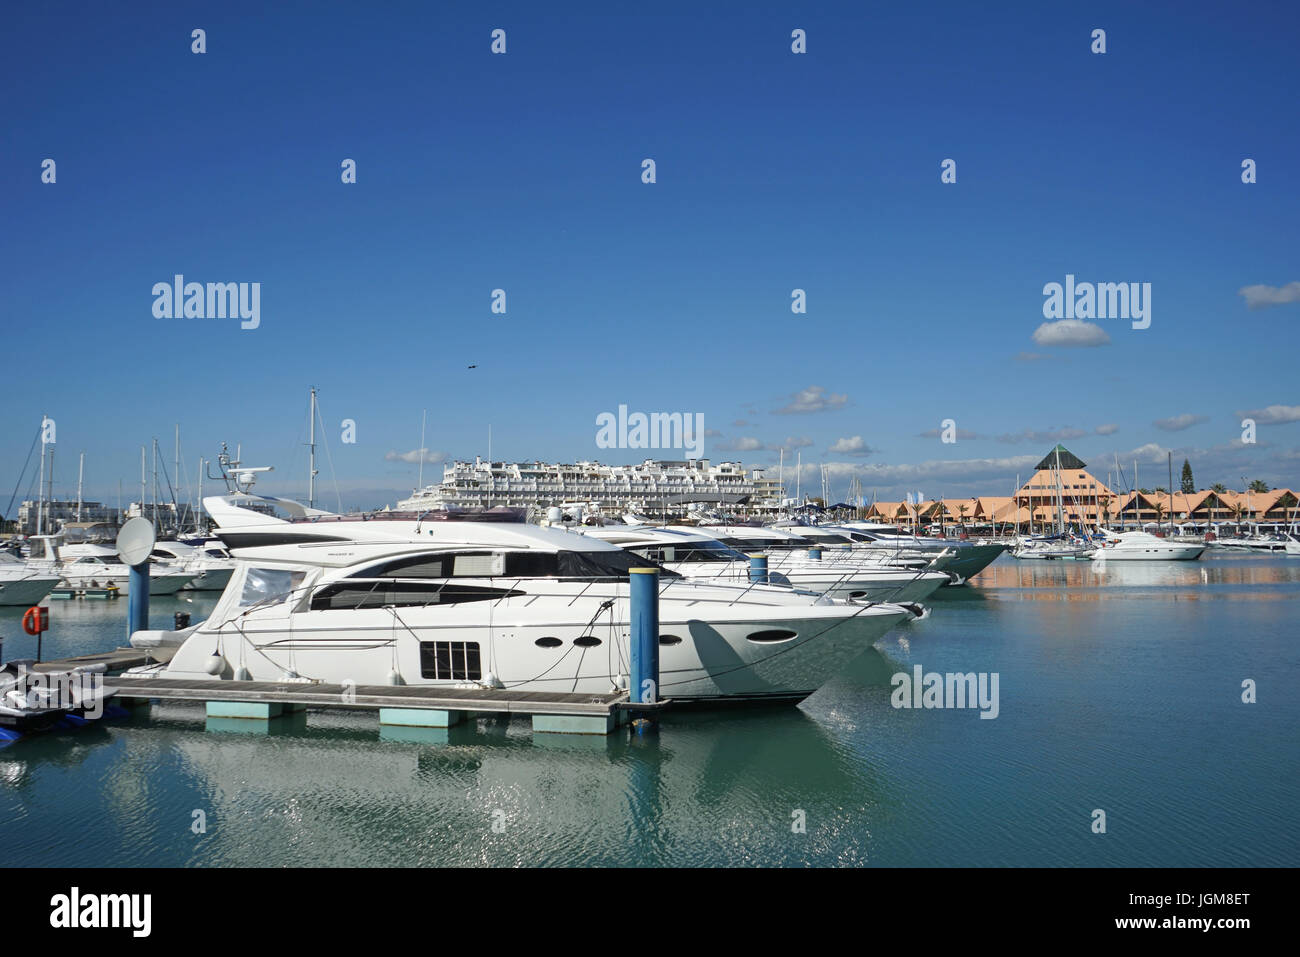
[31,646,174,674]
[106,676,628,716]
[101,675,666,734]
[25,649,667,734]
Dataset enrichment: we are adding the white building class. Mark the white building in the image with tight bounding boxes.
[396,458,782,517]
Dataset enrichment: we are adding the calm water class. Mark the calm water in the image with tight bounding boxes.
[2,553,1297,867]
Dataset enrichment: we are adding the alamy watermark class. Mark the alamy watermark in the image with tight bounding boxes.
[152,275,260,329]
[1043,274,1150,330]
[595,405,704,459]
[891,665,999,719]
[7,664,106,719]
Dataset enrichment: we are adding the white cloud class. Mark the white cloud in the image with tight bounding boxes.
[1094,423,1120,435]
[717,436,763,452]
[1031,320,1111,347]
[1236,404,1300,425]
[384,448,446,464]
[1153,414,1208,432]
[996,426,1088,444]
[772,385,849,415]
[829,436,875,456]
[918,426,983,440]
[767,436,814,452]
[1238,281,1300,310]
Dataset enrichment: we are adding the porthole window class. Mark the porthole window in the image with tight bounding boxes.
[534,636,562,648]
[746,629,797,643]
[573,635,602,647]
[658,634,683,645]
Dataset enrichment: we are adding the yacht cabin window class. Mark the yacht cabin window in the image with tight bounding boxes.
[238,567,307,606]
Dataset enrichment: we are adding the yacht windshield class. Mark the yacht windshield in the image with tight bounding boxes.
[630,540,748,564]
[719,535,813,550]
[353,549,678,582]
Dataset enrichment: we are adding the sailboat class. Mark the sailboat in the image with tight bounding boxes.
[1011,447,1095,559]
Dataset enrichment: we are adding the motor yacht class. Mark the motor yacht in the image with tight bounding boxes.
[0,552,60,606]
[126,495,916,704]
[835,522,1009,582]
[150,540,236,591]
[1090,530,1206,561]
[582,524,951,603]
[32,542,196,595]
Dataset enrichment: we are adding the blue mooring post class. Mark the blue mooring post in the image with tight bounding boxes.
[748,553,768,584]
[629,568,660,727]
[127,562,149,642]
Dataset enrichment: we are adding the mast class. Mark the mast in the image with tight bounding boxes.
[308,387,318,509]
[141,446,148,529]
[196,457,204,535]
[417,409,427,492]
[47,444,55,535]
[36,417,47,537]
[1167,451,1174,536]
[1054,446,1065,534]
[76,451,84,523]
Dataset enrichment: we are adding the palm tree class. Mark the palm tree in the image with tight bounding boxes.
[1211,482,1227,493]
[1249,479,1269,494]
[958,503,969,529]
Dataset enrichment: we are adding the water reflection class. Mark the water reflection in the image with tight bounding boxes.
[973,553,1300,598]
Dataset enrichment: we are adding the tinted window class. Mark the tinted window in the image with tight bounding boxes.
[419,641,481,680]
[310,581,521,610]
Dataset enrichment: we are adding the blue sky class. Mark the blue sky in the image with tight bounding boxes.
[3,1,1297,510]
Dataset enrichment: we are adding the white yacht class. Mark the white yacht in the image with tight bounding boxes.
[698,525,936,572]
[150,540,236,591]
[1090,530,1206,562]
[1009,536,1095,560]
[126,495,914,704]
[581,525,950,603]
[34,542,196,595]
[0,552,60,606]
[835,522,1009,582]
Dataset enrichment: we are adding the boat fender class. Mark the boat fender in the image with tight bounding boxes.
[234,666,251,681]
[386,669,404,685]
[203,653,226,676]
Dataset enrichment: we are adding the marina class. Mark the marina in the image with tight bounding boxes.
[1,550,1296,867]
[3,2,1297,908]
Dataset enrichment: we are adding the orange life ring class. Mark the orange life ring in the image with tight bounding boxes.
[22,606,47,635]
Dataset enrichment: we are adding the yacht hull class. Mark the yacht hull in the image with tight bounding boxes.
[151,600,911,702]
[0,577,60,606]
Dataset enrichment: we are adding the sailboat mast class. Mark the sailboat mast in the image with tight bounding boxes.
[76,452,84,523]
[1167,451,1174,536]
[140,446,148,529]
[36,418,47,537]
[197,457,204,535]
[308,387,318,509]
[1054,446,1064,534]
[417,409,427,492]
